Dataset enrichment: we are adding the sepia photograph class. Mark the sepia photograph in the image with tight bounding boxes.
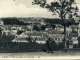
[0,0,80,59]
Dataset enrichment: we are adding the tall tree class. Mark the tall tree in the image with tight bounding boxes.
[32,0,78,52]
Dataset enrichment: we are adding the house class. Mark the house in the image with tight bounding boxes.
[47,30,63,34]
[8,25,22,31]
[55,25,72,32]
[35,37,46,44]
[70,33,78,44]
[27,32,43,37]
[8,25,24,34]
[59,27,64,31]
[0,19,4,26]
[75,15,80,22]
[71,25,78,32]
[27,25,33,31]
[55,24,62,31]
[40,20,46,25]
[12,31,46,44]
[55,26,61,31]
[21,26,27,31]
[12,31,28,43]
[47,30,64,43]
[12,37,28,43]
[77,22,80,36]
[12,35,46,44]
[68,33,78,48]
[66,27,72,32]
[45,27,52,31]
[11,28,17,34]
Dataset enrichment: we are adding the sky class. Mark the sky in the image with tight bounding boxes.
[0,0,80,18]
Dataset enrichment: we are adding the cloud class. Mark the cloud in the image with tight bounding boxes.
[1,0,80,18]
[0,0,16,13]
[0,0,54,18]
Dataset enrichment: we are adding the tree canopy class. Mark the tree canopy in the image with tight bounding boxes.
[32,0,78,24]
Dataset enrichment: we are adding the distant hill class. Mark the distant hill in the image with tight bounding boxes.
[2,18,25,25]
[45,18,63,24]
[1,17,75,25]
[45,18,75,26]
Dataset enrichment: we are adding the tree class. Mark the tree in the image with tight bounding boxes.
[41,25,46,30]
[33,25,40,31]
[26,36,33,43]
[32,0,78,52]
[51,24,56,29]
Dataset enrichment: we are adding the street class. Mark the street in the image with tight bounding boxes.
[0,50,80,59]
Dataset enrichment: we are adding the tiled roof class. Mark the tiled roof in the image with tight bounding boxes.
[16,37,26,40]
[47,34,64,39]
[26,32,43,36]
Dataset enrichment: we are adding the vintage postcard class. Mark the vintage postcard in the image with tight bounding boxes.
[0,0,80,60]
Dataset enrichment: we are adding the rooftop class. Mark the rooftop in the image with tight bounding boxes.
[26,32,43,36]
[47,30,63,34]
[48,34,64,39]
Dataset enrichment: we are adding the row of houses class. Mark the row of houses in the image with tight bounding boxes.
[11,30,78,46]
[12,31,46,43]
[11,29,77,44]
[0,18,79,46]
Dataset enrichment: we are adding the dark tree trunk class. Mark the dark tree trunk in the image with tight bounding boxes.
[61,3,67,52]
[64,23,67,52]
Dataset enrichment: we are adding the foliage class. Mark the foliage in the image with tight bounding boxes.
[32,0,78,24]
[32,0,78,50]
[33,25,40,31]
[0,32,15,43]
[2,18,25,25]
[45,18,75,27]
[41,25,46,30]
[26,36,33,43]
